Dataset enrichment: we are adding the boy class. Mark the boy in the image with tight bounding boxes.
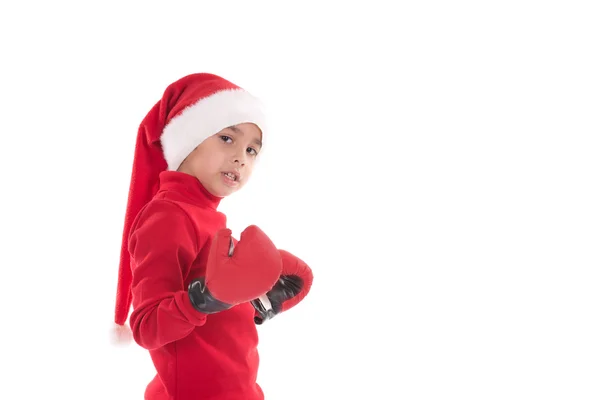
[113,73,314,400]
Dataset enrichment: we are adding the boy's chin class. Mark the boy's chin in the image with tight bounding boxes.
[212,185,241,198]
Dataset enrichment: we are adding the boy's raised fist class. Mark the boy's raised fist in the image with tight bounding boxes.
[188,225,283,313]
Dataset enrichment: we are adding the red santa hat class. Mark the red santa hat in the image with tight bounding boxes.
[113,73,267,334]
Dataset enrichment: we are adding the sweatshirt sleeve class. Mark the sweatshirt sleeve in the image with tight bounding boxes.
[128,200,208,350]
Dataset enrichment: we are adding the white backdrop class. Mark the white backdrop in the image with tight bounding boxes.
[1,1,599,399]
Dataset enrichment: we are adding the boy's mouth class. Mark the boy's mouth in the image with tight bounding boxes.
[222,171,239,182]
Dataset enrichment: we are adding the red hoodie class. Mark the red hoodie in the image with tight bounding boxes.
[128,171,263,400]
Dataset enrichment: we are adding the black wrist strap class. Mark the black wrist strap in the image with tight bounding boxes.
[188,278,232,314]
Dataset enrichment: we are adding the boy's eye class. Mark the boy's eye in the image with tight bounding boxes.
[247,147,258,156]
[220,135,233,143]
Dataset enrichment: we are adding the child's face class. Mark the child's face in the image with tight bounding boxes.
[177,123,262,197]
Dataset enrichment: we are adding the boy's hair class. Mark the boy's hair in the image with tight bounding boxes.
[114,73,266,329]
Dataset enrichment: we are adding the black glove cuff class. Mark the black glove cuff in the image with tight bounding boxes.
[251,297,277,325]
[188,278,232,314]
[252,275,303,324]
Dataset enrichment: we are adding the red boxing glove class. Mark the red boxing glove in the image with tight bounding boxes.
[188,225,283,313]
[251,249,313,324]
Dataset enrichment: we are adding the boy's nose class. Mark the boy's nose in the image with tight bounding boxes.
[232,148,247,166]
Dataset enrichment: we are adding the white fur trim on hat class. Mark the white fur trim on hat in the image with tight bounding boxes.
[160,88,267,171]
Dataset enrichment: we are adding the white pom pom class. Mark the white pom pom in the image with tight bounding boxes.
[111,323,133,346]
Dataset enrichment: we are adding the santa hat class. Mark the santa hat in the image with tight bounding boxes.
[113,73,267,335]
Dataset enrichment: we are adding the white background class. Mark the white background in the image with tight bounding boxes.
[1,1,599,399]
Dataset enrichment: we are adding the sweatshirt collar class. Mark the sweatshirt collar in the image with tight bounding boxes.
[157,171,222,209]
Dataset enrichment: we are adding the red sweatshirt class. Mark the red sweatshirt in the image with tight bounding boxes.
[128,171,264,400]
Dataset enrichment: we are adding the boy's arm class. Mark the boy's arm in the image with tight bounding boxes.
[128,200,208,350]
